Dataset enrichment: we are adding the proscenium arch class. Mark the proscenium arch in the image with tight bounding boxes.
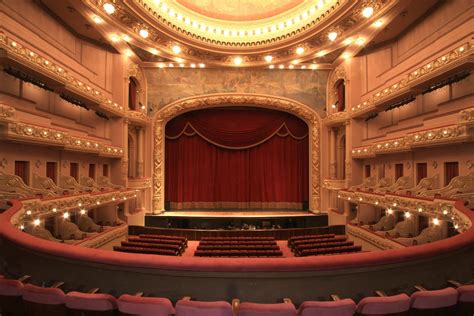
[152,93,322,214]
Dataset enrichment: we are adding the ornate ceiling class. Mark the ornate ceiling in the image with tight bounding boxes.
[69,0,415,68]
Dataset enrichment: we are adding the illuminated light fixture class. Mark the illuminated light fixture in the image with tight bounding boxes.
[418,207,423,212]
[103,2,115,14]
[172,45,181,54]
[289,64,294,69]
[141,105,146,110]
[387,208,393,215]
[179,63,184,67]
[328,32,338,41]
[331,104,337,109]
[317,50,326,57]
[175,57,184,63]
[296,47,305,55]
[199,63,205,68]
[80,209,86,215]
[356,37,366,46]
[342,52,351,59]
[122,35,131,42]
[125,50,133,57]
[373,19,384,27]
[301,65,306,69]
[432,218,440,225]
[311,64,317,70]
[358,197,363,201]
[112,197,116,201]
[150,48,159,55]
[375,201,379,205]
[264,55,273,63]
[233,57,243,66]
[168,63,174,67]
[348,197,351,200]
[110,34,120,42]
[459,46,465,52]
[63,212,70,219]
[158,63,164,68]
[190,63,196,68]
[393,203,397,207]
[33,219,41,226]
[404,212,411,218]
[26,210,32,216]
[92,15,103,24]
[291,60,300,65]
[454,223,459,229]
[52,208,57,213]
[20,224,25,230]
[343,38,353,45]
[269,65,275,69]
[362,6,374,18]
[139,29,149,38]
[442,209,448,215]
[278,65,285,69]
[96,201,101,205]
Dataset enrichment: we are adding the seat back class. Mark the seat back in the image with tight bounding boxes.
[410,287,458,315]
[457,285,474,316]
[237,302,297,316]
[356,294,410,315]
[0,278,25,316]
[297,298,356,316]
[175,299,233,316]
[65,291,117,315]
[118,294,175,316]
[22,283,66,316]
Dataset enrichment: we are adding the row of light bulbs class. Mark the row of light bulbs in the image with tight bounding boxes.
[97,2,383,66]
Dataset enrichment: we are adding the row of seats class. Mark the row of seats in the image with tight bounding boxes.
[288,235,346,248]
[298,245,362,257]
[113,245,180,256]
[197,244,280,250]
[199,240,277,245]
[194,249,283,257]
[293,240,354,256]
[200,236,275,241]
[288,234,362,257]
[1,274,473,315]
[113,235,188,256]
[288,233,335,243]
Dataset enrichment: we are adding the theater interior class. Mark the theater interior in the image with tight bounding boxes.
[0,0,473,315]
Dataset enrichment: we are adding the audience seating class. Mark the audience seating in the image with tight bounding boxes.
[113,246,179,256]
[175,298,233,316]
[236,300,297,316]
[288,234,361,257]
[452,280,474,316]
[65,290,118,315]
[22,283,67,316]
[112,234,188,256]
[355,293,410,315]
[0,275,27,316]
[195,236,282,257]
[296,298,356,316]
[409,286,458,315]
[118,294,175,316]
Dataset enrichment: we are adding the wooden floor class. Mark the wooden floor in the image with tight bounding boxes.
[156,210,318,218]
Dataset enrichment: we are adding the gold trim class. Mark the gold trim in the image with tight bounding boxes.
[152,93,321,213]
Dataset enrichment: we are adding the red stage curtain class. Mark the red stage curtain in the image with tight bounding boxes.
[165,107,308,209]
[128,77,138,110]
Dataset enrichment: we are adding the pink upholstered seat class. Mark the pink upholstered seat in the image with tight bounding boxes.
[297,299,356,316]
[0,278,24,296]
[458,285,474,302]
[356,294,410,315]
[410,287,458,309]
[118,294,175,316]
[175,299,233,316]
[65,291,117,311]
[21,283,66,305]
[237,302,297,316]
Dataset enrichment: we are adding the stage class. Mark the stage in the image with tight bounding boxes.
[145,210,327,229]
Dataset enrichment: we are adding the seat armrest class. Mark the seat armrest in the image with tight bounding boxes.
[232,298,240,316]
[414,285,427,292]
[134,292,144,297]
[181,296,191,301]
[330,294,341,301]
[447,280,462,288]
[375,291,387,297]
[18,275,32,282]
[88,288,100,294]
[50,281,65,289]
[283,298,293,304]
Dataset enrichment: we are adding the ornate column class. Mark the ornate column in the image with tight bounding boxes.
[136,126,144,178]
[121,119,129,181]
[329,127,337,179]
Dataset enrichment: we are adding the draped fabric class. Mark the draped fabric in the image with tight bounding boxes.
[70,163,78,181]
[128,77,138,110]
[444,162,459,186]
[336,79,345,112]
[416,163,427,184]
[89,164,96,179]
[165,107,309,210]
[46,162,57,183]
[15,161,29,185]
[395,163,404,180]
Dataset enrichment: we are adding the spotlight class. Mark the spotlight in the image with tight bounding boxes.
[33,219,41,226]
[373,19,384,27]
[296,47,305,55]
[92,15,103,24]
[233,57,243,65]
[172,45,181,54]
[356,37,366,46]
[139,29,149,38]
[264,55,273,63]
[103,3,115,14]
[362,7,374,18]
[328,32,338,41]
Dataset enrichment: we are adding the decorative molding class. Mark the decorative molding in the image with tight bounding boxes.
[323,178,346,190]
[0,103,15,122]
[351,108,474,158]
[350,42,473,115]
[322,111,349,126]
[126,110,152,125]
[0,114,124,158]
[152,93,321,213]
[0,33,125,116]
[77,224,128,248]
[128,177,152,190]
[347,224,406,250]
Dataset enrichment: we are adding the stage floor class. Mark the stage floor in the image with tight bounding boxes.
[154,210,319,218]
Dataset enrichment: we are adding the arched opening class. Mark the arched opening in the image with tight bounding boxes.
[128,76,139,111]
[164,107,309,210]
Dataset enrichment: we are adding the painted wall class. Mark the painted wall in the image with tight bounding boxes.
[145,68,330,115]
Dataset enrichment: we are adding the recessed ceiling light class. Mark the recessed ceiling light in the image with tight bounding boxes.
[362,6,374,18]
[110,34,120,42]
[150,48,159,55]
[356,37,366,46]
[190,63,196,68]
[122,35,131,42]
[311,64,318,70]
[373,19,384,28]
[296,47,305,55]
[269,65,275,69]
[289,64,294,69]
[199,63,205,68]
[172,45,181,54]
[343,38,353,45]
[139,29,149,38]
[342,52,351,59]
[233,56,243,65]
[158,63,164,68]
[317,50,326,57]
[175,57,184,63]
[264,55,273,63]
[328,31,338,41]
[279,65,284,69]
[301,65,306,69]
[168,63,174,67]
[125,50,133,57]
[92,15,103,24]
[103,3,115,14]
[179,63,184,67]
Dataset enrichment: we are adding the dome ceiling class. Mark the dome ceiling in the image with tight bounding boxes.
[74,0,413,68]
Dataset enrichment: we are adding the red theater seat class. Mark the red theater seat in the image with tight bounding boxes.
[22,283,66,316]
[457,285,474,315]
[175,299,233,316]
[355,293,410,315]
[409,287,458,315]
[297,298,356,316]
[237,302,297,316]
[118,294,175,316]
[65,291,118,315]
[0,277,25,315]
